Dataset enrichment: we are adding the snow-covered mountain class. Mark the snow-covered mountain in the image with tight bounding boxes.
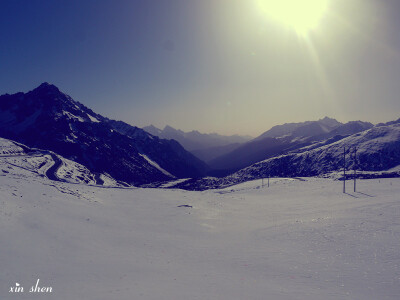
[233,123,400,178]
[255,117,342,140]
[174,124,400,190]
[142,125,252,158]
[254,117,372,142]
[326,120,373,136]
[207,117,373,176]
[0,83,208,185]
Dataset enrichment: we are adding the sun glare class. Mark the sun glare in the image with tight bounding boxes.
[257,0,328,36]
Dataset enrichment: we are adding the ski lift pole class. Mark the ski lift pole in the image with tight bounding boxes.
[354,148,357,192]
[343,147,346,193]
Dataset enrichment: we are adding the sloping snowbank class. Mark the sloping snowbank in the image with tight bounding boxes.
[0,169,399,299]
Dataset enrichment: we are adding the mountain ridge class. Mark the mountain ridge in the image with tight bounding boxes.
[207,117,374,176]
[0,83,208,185]
[143,124,252,151]
[172,123,400,190]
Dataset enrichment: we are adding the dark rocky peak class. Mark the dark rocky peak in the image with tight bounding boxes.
[31,82,61,95]
[29,83,103,122]
[0,83,104,125]
[23,82,76,111]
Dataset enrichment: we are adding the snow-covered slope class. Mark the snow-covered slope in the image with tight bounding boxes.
[0,137,109,185]
[139,153,175,178]
[0,165,399,299]
[0,138,26,155]
[228,124,400,180]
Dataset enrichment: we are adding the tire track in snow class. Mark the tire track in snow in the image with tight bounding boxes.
[45,153,63,182]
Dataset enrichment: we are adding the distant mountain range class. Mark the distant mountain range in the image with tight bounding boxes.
[0,83,398,189]
[206,117,374,176]
[172,123,400,190]
[233,123,400,178]
[0,83,207,185]
[255,116,342,140]
[143,125,252,162]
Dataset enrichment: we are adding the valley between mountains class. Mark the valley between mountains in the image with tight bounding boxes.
[0,83,399,188]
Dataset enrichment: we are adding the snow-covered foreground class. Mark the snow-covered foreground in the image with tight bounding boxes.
[0,170,399,299]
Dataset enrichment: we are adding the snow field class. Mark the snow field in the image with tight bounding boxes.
[0,173,399,300]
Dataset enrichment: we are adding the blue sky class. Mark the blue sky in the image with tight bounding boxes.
[1,0,400,136]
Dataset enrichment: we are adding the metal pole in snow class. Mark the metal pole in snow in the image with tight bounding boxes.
[354,148,357,192]
[343,147,346,193]
[268,174,270,187]
[262,178,264,188]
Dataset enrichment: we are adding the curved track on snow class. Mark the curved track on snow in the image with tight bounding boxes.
[45,153,63,181]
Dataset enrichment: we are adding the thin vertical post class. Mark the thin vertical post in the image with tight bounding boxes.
[354,148,357,192]
[262,178,264,188]
[268,174,270,188]
[343,147,346,193]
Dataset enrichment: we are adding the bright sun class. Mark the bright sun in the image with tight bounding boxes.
[257,0,328,36]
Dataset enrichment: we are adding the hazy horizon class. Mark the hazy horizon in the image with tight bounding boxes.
[2,0,400,136]
[139,115,381,138]
[1,81,396,138]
